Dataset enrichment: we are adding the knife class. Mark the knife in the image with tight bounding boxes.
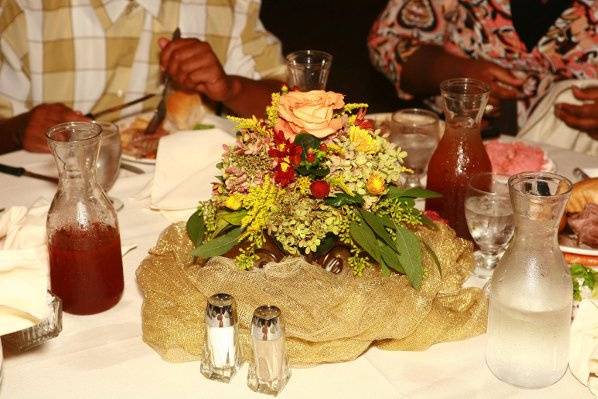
[120,162,145,175]
[85,93,156,119]
[0,163,58,184]
[144,27,181,135]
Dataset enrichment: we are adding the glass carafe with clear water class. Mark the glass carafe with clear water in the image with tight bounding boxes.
[46,122,124,315]
[486,172,573,388]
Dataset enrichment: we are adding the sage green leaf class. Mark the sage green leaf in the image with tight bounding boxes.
[191,227,243,258]
[423,241,441,276]
[378,241,405,274]
[349,221,382,265]
[193,123,215,130]
[421,214,438,230]
[221,210,247,226]
[394,224,423,289]
[294,133,321,157]
[387,186,441,199]
[359,210,394,249]
[314,233,337,257]
[325,193,364,207]
[186,209,205,246]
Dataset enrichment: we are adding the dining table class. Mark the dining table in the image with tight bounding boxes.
[0,128,597,399]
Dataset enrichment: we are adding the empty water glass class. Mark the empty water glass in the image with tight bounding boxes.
[465,172,514,278]
[94,121,123,211]
[286,50,332,91]
[389,108,439,188]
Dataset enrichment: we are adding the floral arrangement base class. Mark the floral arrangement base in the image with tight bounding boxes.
[137,221,487,366]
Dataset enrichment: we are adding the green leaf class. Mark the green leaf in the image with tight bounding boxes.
[191,227,243,258]
[193,123,216,130]
[422,241,441,276]
[394,224,423,289]
[314,233,337,257]
[186,209,206,246]
[220,210,247,226]
[378,241,405,274]
[349,221,382,265]
[359,210,394,249]
[387,186,441,199]
[293,133,321,157]
[324,193,364,207]
[420,214,438,230]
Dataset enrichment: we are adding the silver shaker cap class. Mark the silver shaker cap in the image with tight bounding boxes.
[251,305,284,341]
[205,293,237,328]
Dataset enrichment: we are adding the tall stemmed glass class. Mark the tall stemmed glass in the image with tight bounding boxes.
[94,121,123,211]
[465,172,514,278]
[389,108,439,188]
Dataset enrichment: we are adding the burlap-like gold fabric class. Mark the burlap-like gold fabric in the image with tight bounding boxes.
[136,222,487,365]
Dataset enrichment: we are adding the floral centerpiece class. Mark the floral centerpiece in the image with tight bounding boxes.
[186,87,439,288]
[137,88,486,366]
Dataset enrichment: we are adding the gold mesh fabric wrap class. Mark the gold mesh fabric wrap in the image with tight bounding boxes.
[136,222,487,365]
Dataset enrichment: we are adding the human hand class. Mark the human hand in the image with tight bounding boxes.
[462,58,526,101]
[23,103,89,152]
[158,37,238,103]
[555,86,598,139]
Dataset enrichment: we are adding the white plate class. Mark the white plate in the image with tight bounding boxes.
[559,234,598,257]
[116,112,236,164]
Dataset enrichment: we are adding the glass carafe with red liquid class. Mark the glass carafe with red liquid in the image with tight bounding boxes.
[425,78,492,238]
[46,122,124,315]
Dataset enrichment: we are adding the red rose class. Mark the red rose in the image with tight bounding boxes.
[310,180,330,199]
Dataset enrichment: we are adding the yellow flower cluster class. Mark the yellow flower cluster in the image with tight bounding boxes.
[348,125,379,154]
[237,177,280,246]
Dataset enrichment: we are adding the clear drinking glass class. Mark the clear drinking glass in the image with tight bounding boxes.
[389,108,439,188]
[465,173,514,278]
[486,172,573,389]
[286,50,332,91]
[46,122,124,315]
[94,121,123,211]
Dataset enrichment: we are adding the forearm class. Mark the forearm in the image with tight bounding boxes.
[0,112,28,155]
[222,77,283,118]
[401,45,471,97]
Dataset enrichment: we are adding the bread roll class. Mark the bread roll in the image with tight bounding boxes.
[567,178,598,214]
[166,90,205,130]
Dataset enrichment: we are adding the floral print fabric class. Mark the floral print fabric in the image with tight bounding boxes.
[368,0,598,123]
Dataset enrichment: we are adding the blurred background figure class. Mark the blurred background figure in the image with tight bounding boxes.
[368,0,598,147]
[0,0,285,154]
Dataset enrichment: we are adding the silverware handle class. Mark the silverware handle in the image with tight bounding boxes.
[0,163,25,177]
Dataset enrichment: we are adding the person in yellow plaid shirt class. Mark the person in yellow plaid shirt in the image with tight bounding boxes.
[0,0,286,153]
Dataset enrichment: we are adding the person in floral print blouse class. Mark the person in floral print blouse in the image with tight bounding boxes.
[368,0,598,137]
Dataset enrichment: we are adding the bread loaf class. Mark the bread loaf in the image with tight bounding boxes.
[567,178,598,214]
[166,90,205,130]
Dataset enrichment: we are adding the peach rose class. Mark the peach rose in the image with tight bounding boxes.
[275,90,345,139]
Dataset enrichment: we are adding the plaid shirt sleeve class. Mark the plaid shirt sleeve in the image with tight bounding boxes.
[223,0,285,81]
[0,0,31,119]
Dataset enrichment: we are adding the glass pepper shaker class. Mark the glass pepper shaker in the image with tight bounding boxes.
[247,305,291,395]
[200,293,240,382]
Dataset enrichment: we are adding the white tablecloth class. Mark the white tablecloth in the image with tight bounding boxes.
[0,137,596,399]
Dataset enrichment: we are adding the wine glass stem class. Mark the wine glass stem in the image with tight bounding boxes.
[404,173,422,188]
[479,249,500,270]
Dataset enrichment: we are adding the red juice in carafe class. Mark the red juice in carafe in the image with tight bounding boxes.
[425,121,492,238]
[48,223,124,315]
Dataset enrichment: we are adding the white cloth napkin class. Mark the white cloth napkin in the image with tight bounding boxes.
[570,300,598,396]
[0,200,137,336]
[0,200,50,336]
[149,128,235,220]
[518,79,598,156]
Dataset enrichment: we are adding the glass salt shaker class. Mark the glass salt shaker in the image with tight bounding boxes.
[247,305,291,395]
[200,293,240,382]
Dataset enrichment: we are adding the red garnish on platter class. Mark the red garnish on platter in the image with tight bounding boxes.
[310,180,330,199]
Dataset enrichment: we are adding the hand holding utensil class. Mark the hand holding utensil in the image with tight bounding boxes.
[145,28,181,135]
